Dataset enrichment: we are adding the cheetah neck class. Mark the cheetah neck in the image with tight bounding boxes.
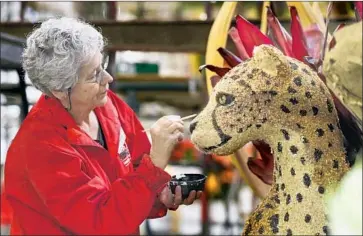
[271,126,346,189]
[270,126,348,196]
[244,126,349,235]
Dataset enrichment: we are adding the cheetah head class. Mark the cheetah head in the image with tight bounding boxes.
[190,44,334,156]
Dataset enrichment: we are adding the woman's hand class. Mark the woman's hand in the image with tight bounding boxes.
[158,185,203,209]
[149,116,184,169]
[234,142,272,198]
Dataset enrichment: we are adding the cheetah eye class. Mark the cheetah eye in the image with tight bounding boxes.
[216,92,235,106]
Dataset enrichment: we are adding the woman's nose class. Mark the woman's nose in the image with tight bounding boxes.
[101,70,114,85]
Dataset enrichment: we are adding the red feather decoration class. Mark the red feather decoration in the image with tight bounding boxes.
[355,1,363,20]
[235,14,273,57]
[266,7,293,57]
[199,64,230,77]
[217,47,242,67]
[228,26,250,60]
[290,6,309,61]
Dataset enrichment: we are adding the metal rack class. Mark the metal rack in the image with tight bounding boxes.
[0,32,29,121]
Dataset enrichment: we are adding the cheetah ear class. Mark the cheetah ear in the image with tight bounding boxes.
[252,44,287,63]
[251,44,290,77]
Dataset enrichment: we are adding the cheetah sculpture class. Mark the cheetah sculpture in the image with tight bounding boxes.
[190,44,349,235]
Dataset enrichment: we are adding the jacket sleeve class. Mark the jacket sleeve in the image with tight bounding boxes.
[132,111,181,218]
[108,91,173,219]
[26,141,171,235]
[130,117,173,219]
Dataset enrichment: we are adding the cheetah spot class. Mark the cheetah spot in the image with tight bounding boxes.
[278,142,283,152]
[327,99,334,113]
[314,149,324,161]
[288,86,297,94]
[318,186,325,194]
[302,68,311,75]
[290,145,298,154]
[269,214,279,233]
[312,106,319,115]
[281,183,285,191]
[289,98,299,105]
[286,194,291,205]
[303,173,311,187]
[333,160,339,169]
[269,90,278,96]
[281,129,290,140]
[296,123,304,129]
[328,123,335,132]
[255,211,263,221]
[281,105,290,113]
[305,214,312,223]
[272,195,280,204]
[300,110,307,116]
[323,226,329,234]
[293,77,302,86]
[289,62,298,70]
[316,128,325,137]
[284,212,289,222]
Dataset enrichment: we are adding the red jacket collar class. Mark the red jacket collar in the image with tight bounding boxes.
[36,95,78,129]
[34,94,121,156]
[94,99,121,156]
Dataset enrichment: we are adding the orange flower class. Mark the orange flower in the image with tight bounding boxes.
[170,139,201,163]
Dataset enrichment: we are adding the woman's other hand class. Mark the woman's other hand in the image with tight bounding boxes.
[150,116,184,169]
[158,185,203,209]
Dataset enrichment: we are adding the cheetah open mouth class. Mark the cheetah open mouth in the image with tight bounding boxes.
[246,140,274,185]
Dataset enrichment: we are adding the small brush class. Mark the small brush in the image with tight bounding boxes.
[142,114,197,133]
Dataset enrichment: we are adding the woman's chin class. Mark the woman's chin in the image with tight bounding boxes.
[96,95,108,107]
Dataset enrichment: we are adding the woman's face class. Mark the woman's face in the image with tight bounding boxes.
[71,51,113,110]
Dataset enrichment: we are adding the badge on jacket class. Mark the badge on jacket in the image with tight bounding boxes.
[118,127,131,166]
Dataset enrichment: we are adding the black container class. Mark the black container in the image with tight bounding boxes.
[169,174,207,200]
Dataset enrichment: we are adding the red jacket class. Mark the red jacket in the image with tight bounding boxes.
[4,91,171,235]
[1,184,13,225]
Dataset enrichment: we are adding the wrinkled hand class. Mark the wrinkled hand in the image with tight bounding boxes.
[247,140,274,185]
[150,116,184,169]
[159,185,203,209]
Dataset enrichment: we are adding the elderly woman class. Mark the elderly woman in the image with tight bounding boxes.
[4,17,202,235]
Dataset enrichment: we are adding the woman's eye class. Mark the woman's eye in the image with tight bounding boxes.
[216,93,234,106]
[87,75,97,82]
[88,71,101,82]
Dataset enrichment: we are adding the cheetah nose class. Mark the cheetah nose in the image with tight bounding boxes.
[189,121,198,134]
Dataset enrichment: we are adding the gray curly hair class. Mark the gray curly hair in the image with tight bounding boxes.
[22,17,106,96]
